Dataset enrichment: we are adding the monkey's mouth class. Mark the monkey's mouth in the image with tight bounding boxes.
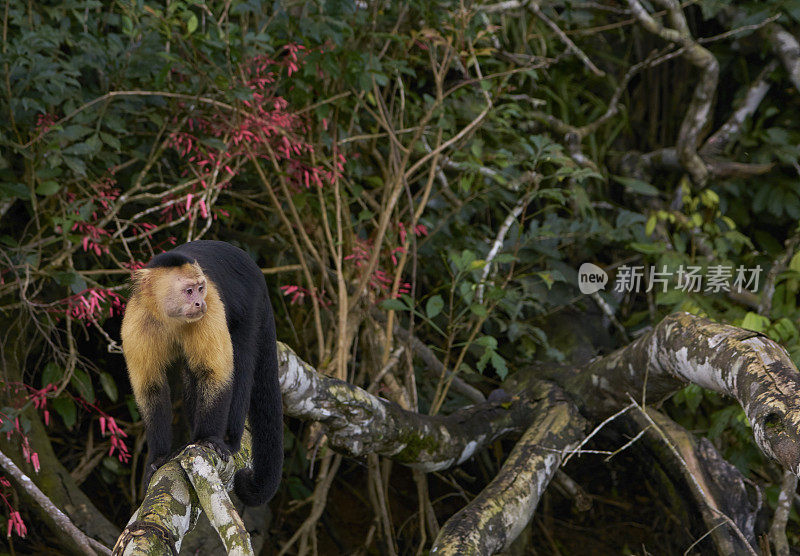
[184,304,207,321]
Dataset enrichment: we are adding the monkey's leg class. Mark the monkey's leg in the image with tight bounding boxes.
[140,382,173,489]
[185,367,233,458]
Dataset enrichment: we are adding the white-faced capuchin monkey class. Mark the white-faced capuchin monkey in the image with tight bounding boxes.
[120,240,282,505]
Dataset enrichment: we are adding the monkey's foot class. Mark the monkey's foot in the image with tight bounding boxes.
[194,438,232,462]
[141,454,171,492]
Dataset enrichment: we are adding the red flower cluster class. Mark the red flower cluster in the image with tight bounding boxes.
[99,415,130,463]
[166,44,344,226]
[63,288,125,324]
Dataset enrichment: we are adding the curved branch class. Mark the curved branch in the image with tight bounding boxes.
[278,342,536,470]
[112,445,252,556]
[114,314,800,555]
[701,60,778,156]
[430,384,587,555]
[550,312,800,475]
[115,344,549,554]
[625,407,759,554]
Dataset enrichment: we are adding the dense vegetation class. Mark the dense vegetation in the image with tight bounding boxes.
[2,0,800,553]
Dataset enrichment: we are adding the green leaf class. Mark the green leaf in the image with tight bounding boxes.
[645,214,657,236]
[740,312,769,333]
[789,252,800,273]
[425,295,444,319]
[99,132,121,151]
[99,372,118,402]
[121,15,133,36]
[470,303,488,317]
[287,476,313,500]
[63,156,87,176]
[71,369,95,403]
[186,13,198,34]
[18,415,31,434]
[490,353,508,380]
[42,363,62,388]
[102,456,124,474]
[451,249,476,272]
[629,242,665,255]
[379,298,408,312]
[56,271,88,295]
[476,350,491,373]
[474,336,498,349]
[709,406,740,439]
[53,398,77,429]
[772,317,797,343]
[63,142,96,156]
[36,180,60,196]
[613,176,660,197]
[680,384,703,413]
[0,182,30,200]
[0,410,15,432]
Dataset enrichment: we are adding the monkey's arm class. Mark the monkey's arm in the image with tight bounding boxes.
[121,305,177,487]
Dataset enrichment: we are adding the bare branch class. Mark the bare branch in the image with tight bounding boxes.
[627,0,719,185]
[702,60,778,156]
[762,22,800,93]
[0,448,108,555]
[530,3,605,76]
[476,193,531,304]
[769,470,796,556]
[279,342,533,470]
[548,312,800,476]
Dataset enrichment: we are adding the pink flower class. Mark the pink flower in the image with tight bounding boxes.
[7,511,26,538]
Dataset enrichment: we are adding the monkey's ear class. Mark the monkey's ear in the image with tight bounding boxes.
[132,268,151,286]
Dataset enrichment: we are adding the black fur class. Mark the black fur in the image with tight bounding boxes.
[143,240,283,505]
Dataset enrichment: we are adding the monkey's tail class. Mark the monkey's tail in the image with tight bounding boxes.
[234,338,283,506]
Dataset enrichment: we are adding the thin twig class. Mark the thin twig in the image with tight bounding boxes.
[531,3,605,76]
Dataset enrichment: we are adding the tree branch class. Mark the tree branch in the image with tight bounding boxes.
[0,448,107,555]
[112,445,252,556]
[430,384,587,555]
[545,312,800,475]
[627,0,719,185]
[762,22,800,94]
[115,313,800,554]
[279,342,534,470]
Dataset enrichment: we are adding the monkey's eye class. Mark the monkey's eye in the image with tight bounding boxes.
[186,288,193,295]
[198,284,204,292]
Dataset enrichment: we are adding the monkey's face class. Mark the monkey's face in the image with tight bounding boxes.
[164,273,208,323]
